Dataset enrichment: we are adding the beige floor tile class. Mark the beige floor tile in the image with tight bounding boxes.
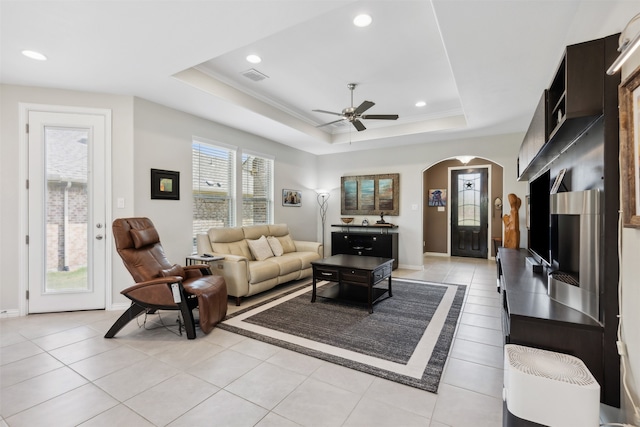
[0,341,44,366]
[230,336,281,360]
[0,352,63,388]
[266,348,325,376]
[69,345,148,381]
[462,303,501,318]
[255,411,302,427]
[310,362,376,394]
[454,323,503,347]
[32,325,101,351]
[432,383,502,427]
[188,348,263,388]
[274,377,361,426]
[0,367,88,418]
[48,335,122,365]
[124,373,218,426]
[94,358,180,401]
[364,377,437,419]
[5,384,117,427]
[441,357,503,398]
[152,338,225,369]
[78,404,155,426]
[226,362,307,410]
[343,396,431,427]
[459,312,501,331]
[449,339,504,369]
[168,389,268,427]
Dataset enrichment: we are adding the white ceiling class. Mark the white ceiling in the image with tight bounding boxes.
[2,1,639,155]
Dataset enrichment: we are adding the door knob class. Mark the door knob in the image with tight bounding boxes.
[96,234,103,240]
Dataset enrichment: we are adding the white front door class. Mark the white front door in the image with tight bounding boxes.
[27,110,109,313]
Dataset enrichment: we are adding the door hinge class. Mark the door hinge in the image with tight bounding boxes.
[26,179,29,189]
[26,290,29,300]
[26,123,29,133]
[26,235,29,244]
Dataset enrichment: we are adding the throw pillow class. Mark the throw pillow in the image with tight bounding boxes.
[266,236,284,256]
[160,264,185,279]
[247,235,274,261]
[277,234,297,253]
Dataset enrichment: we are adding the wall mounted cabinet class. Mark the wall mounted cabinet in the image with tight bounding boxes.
[518,38,606,181]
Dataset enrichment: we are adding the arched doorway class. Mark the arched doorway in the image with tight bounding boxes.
[422,157,504,259]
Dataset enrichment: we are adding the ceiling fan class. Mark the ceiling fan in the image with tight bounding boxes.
[313,83,399,131]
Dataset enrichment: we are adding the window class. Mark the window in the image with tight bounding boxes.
[457,172,481,226]
[241,150,274,225]
[192,139,236,240]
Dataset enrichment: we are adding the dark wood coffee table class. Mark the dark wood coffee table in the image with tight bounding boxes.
[311,254,394,313]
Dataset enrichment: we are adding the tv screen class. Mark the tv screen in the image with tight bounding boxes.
[529,170,551,265]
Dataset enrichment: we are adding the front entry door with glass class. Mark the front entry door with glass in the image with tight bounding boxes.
[27,110,108,313]
[450,168,488,258]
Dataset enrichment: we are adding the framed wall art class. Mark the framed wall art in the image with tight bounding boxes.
[620,64,640,227]
[282,189,302,207]
[341,173,399,215]
[151,169,180,200]
[428,189,447,207]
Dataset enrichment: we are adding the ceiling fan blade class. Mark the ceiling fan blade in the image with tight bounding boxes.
[361,114,399,120]
[312,109,343,117]
[353,100,375,115]
[316,118,346,128]
[352,119,366,131]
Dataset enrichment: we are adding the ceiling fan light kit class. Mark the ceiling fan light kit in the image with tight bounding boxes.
[313,83,399,132]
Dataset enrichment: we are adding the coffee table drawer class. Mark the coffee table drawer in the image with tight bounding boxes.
[340,269,369,284]
[315,267,338,281]
[373,264,392,283]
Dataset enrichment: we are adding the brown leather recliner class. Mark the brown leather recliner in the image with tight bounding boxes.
[105,217,227,339]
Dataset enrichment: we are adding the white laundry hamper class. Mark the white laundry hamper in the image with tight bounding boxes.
[503,344,600,427]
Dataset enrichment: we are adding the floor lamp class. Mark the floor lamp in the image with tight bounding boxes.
[316,190,330,258]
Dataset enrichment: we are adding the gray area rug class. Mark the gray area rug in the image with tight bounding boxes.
[218,279,466,393]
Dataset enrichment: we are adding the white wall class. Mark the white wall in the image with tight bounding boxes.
[317,133,527,268]
[619,54,640,423]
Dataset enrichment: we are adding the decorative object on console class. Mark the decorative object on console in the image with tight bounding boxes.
[316,190,330,257]
[376,212,387,224]
[619,62,640,228]
[340,217,354,224]
[362,219,369,226]
[150,169,180,200]
[341,173,399,216]
[282,189,302,206]
[502,193,521,249]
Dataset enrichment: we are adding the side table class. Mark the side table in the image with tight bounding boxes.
[185,254,224,266]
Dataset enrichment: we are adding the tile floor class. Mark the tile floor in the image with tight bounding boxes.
[1,256,505,427]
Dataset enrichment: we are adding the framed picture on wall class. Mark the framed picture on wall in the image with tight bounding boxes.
[428,189,447,207]
[620,63,640,228]
[151,169,180,200]
[282,189,302,206]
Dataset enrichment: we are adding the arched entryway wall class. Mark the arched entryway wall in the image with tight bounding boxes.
[422,157,504,258]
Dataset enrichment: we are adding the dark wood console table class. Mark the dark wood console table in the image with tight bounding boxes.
[331,225,398,269]
[311,254,393,313]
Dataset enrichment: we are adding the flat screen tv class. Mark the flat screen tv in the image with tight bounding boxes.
[528,170,551,265]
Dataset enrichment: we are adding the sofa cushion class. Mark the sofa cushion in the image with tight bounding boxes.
[277,234,297,253]
[248,260,280,284]
[267,254,302,275]
[243,225,271,240]
[208,227,245,243]
[268,224,289,237]
[211,240,252,259]
[266,236,284,256]
[297,251,322,269]
[247,235,274,261]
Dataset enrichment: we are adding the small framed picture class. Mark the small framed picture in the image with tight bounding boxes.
[151,169,180,200]
[282,189,302,207]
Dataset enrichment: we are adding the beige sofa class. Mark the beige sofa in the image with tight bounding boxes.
[196,224,322,305]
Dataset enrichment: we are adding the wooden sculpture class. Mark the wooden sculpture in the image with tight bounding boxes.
[503,193,521,249]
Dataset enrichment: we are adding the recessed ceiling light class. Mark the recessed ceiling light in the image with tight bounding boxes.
[22,50,47,61]
[353,14,372,27]
[415,101,427,107]
[246,54,262,64]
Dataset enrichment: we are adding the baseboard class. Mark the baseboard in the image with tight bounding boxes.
[424,252,449,257]
[108,302,130,311]
[397,263,423,270]
[0,309,20,318]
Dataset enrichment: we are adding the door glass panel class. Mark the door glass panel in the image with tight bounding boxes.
[457,172,481,226]
[45,127,90,293]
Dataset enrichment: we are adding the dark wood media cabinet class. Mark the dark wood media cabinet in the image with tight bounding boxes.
[497,248,604,399]
[331,226,398,269]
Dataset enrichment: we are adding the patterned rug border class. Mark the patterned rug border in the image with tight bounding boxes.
[219,278,466,393]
